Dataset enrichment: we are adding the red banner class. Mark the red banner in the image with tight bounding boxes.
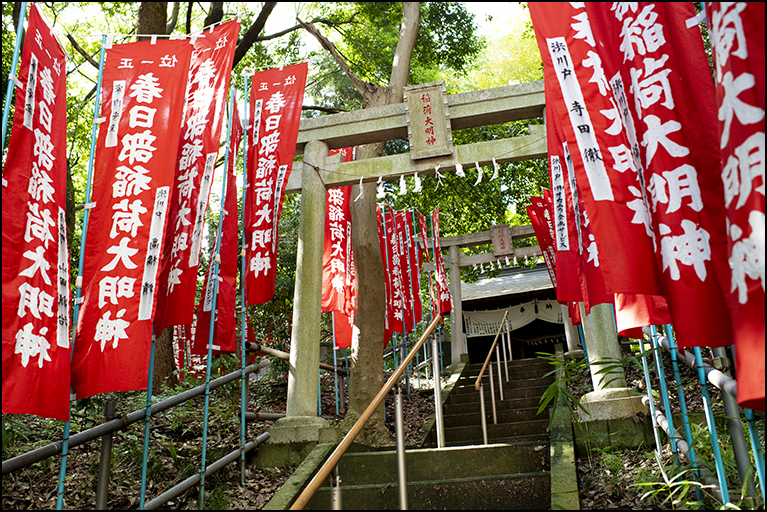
[395,211,421,330]
[71,38,192,399]
[706,2,765,410]
[431,208,453,315]
[583,2,733,349]
[322,148,354,314]
[2,5,69,421]
[546,106,583,303]
[383,205,407,333]
[192,98,243,356]
[377,205,395,345]
[154,20,239,331]
[244,63,307,305]
[404,210,423,322]
[529,195,558,291]
[614,293,671,339]
[417,212,437,309]
[532,3,733,348]
[333,311,354,350]
[530,3,663,298]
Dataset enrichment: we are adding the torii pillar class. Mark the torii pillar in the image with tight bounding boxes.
[578,302,644,420]
[269,140,329,443]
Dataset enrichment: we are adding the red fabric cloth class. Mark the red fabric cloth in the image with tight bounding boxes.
[529,195,558,290]
[546,107,583,304]
[333,311,354,350]
[614,293,671,339]
[321,148,354,314]
[154,20,239,331]
[581,2,733,349]
[2,4,70,420]
[244,63,307,305]
[191,99,242,355]
[431,208,453,315]
[706,2,765,411]
[395,210,421,331]
[530,3,664,298]
[71,37,192,399]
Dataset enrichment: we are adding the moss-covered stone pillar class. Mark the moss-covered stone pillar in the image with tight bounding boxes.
[270,140,329,443]
[578,302,644,420]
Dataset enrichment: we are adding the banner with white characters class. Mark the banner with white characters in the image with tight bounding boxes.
[706,2,765,411]
[2,4,70,421]
[71,37,192,399]
[154,19,239,332]
[244,63,308,305]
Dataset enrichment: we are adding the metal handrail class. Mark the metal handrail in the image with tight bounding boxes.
[474,310,509,391]
[290,314,444,510]
[474,310,509,445]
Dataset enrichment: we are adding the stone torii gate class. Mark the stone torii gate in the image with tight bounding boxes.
[267,79,642,445]
[267,80,549,444]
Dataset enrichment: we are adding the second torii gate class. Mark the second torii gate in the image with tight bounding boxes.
[270,80,547,443]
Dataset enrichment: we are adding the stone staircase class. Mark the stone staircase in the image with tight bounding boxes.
[302,357,556,510]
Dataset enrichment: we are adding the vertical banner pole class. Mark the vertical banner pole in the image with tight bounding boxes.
[650,326,679,464]
[139,331,158,510]
[1,1,26,149]
[332,314,339,415]
[664,325,704,503]
[239,73,251,485]
[402,213,418,399]
[429,213,444,377]
[57,33,107,511]
[199,88,236,509]
[692,346,731,505]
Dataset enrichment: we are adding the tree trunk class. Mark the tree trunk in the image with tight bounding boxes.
[134,2,179,394]
[338,3,421,445]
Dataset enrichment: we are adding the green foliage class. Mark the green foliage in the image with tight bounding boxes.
[535,351,591,428]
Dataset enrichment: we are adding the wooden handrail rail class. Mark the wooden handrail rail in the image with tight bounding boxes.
[474,310,509,391]
[290,314,444,510]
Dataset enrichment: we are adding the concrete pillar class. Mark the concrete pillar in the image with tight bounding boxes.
[561,303,580,355]
[448,245,464,365]
[270,140,329,443]
[578,302,644,420]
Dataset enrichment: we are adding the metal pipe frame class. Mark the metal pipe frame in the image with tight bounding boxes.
[649,326,679,463]
[637,336,663,455]
[495,344,504,401]
[143,433,270,510]
[289,315,443,510]
[95,400,117,510]
[488,361,497,425]
[2,360,270,475]
[479,383,488,445]
[395,384,408,510]
[431,332,445,448]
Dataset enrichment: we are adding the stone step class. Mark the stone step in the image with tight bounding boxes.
[439,432,550,448]
[441,396,542,416]
[424,418,550,446]
[328,442,549,487]
[450,375,555,395]
[446,384,551,405]
[306,472,551,510]
[442,406,547,428]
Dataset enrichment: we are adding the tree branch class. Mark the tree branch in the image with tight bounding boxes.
[66,33,99,69]
[232,2,277,68]
[388,2,420,100]
[203,2,223,28]
[256,14,359,42]
[185,1,192,34]
[302,105,348,114]
[166,1,180,34]
[297,16,377,98]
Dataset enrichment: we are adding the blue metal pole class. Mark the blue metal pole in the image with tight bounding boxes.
[638,335,663,455]
[57,33,107,512]
[664,325,703,502]
[577,323,588,364]
[692,346,731,505]
[239,75,250,485]
[333,317,339,416]
[428,213,444,377]
[744,408,765,503]
[1,1,26,150]
[139,331,158,510]
[198,88,236,509]
[650,326,679,464]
